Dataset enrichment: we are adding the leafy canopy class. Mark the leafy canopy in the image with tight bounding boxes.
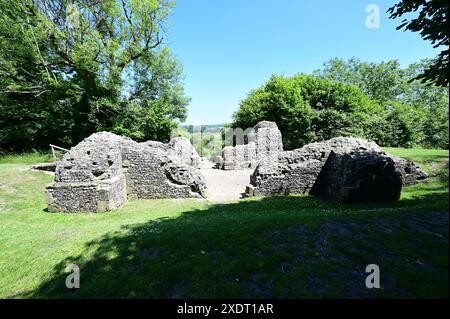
[0,0,189,151]
[315,58,449,149]
[232,74,380,150]
[388,0,449,86]
[233,59,449,150]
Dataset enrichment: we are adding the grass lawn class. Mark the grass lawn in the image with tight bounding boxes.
[0,148,448,298]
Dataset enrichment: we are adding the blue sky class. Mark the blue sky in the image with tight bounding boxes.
[166,0,439,125]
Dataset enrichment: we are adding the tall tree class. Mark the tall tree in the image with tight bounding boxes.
[388,0,449,86]
[315,58,449,148]
[0,0,189,151]
[313,58,403,103]
[232,74,382,150]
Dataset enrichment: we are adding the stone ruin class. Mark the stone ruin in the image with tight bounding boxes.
[244,136,428,202]
[212,121,427,202]
[141,137,201,168]
[45,133,206,212]
[45,121,429,212]
[220,121,283,170]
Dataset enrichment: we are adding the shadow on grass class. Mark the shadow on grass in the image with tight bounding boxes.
[16,187,449,299]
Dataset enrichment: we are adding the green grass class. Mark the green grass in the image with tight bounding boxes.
[0,151,53,165]
[0,148,448,298]
[385,147,449,174]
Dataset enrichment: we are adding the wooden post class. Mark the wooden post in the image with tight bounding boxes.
[49,144,69,161]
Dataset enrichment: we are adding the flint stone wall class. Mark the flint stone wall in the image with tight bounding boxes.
[221,121,283,170]
[312,151,403,202]
[246,137,427,202]
[141,136,201,168]
[168,137,201,168]
[45,132,206,213]
[122,143,206,200]
[389,155,428,186]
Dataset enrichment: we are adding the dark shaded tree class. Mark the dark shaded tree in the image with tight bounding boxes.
[388,0,449,86]
[0,0,189,152]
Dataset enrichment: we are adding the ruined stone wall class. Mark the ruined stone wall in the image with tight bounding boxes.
[389,155,428,186]
[313,151,403,202]
[122,143,206,199]
[246,137,427,201]
[221,121,283,170]
[222,143,257,170]
[46,176,127,213]
[45,132,206,213]
[254,121,283,161]
[168,137,201,168]
[247,159,324,196]
[46,133,129,213]
[141,136,201,168]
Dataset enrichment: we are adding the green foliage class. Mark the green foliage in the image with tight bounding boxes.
[234,60,448,149]
[388,0,449,86]
[315,58,449,149]
[233,74,381,149]
[313,58,404,103]
[173,126,224,157]
[0,0,189,151]
[365,102,426,148]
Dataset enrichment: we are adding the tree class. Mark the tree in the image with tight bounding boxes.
[232,74,381,150]
[364,102,426,148]
[388,0,449,86]
[315,58,449,148]
[111,48,190,142]
[0,0,189,151]
[313,58,403,103]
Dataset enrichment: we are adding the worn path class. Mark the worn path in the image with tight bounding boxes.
[200,168,253,202]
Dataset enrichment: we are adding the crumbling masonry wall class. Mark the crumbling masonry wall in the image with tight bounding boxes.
[122,143,206,200]
[46,132,206,213]
[245,136,428,202]
[221,121,283,170]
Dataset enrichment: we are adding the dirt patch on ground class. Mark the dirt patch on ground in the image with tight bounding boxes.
[200,169,253,202]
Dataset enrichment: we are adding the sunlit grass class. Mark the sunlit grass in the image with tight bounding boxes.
[0,151,53,165]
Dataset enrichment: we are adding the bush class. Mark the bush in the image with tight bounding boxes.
[232,74,382,150]
[314,58,449,149]
[364,102,426,148]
